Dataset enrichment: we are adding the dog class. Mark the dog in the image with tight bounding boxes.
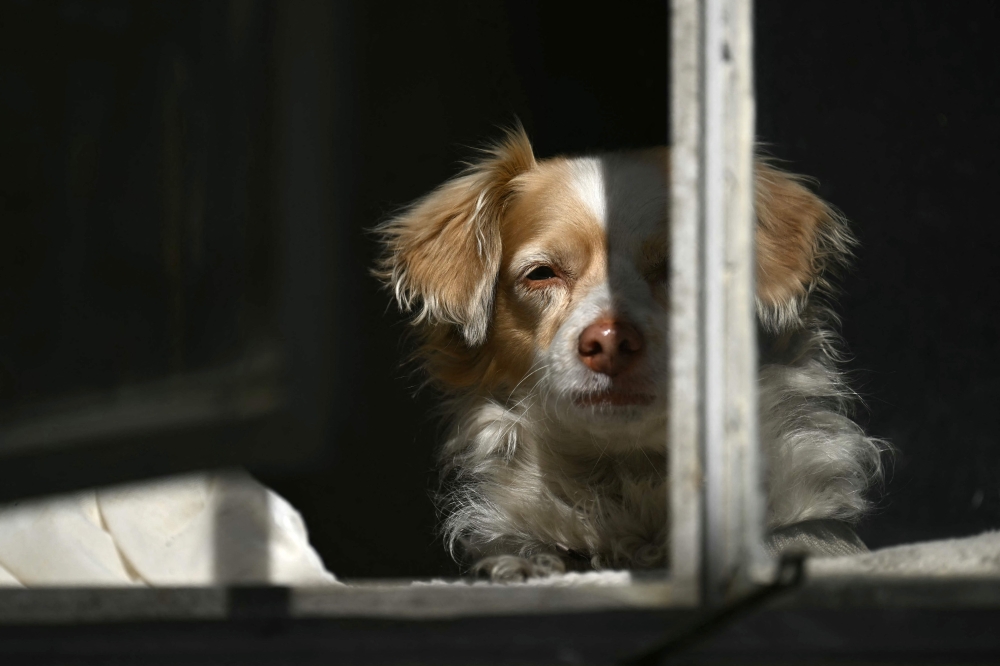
[377,127,884,580]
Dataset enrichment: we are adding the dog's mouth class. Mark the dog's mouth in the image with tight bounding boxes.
[573,390,656,408]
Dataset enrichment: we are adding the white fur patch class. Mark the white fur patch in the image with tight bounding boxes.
[567,158,608,227]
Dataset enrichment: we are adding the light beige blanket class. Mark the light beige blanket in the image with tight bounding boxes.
[0,471,336,586]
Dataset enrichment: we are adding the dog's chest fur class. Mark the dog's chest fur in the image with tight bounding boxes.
[441,398,669,569]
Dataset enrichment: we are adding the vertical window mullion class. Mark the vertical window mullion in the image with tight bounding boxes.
[669,0,706,606]
[671,0,764,606]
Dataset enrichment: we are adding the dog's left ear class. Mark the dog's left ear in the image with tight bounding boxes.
[376,127,536,346]
[754,162,852,330]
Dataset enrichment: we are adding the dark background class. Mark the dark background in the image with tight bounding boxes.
[754,2,1000,550]
[1,0,998,578]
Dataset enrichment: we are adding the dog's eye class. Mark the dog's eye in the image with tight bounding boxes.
[525,266,558,281]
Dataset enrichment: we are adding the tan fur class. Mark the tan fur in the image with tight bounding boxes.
[374,127,535,349]
[754,162,853,331]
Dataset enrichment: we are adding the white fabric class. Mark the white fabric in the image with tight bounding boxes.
[0,471,338,586]
[0,491,139,586]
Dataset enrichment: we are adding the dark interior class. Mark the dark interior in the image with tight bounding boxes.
[1,0,998,578]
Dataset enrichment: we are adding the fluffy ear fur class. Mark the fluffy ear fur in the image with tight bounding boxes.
[376,127,536,346]
[754,162,853,331]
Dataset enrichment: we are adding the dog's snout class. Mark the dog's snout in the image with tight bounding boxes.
[577,319,644,377]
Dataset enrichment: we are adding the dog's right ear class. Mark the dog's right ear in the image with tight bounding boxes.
[376,127,536,346]
[754,161,854,332]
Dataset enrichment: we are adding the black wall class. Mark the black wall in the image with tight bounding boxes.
[0,1,275,404]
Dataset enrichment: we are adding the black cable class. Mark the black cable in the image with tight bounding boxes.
[623,554,806,665]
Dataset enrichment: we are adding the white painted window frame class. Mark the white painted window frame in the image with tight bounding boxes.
[670,0,768,606]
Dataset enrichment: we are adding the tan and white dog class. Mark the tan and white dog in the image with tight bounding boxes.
[378,127,883,580]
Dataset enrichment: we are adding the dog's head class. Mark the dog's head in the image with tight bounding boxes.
[377,127,848,439]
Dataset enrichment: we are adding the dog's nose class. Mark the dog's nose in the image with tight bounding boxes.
[577,319,644,376]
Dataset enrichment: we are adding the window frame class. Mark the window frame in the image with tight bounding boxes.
[3,2,993,663]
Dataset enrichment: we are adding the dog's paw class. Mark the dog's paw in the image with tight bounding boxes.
[472,553,567,582]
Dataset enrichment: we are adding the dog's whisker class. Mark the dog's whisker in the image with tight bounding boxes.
[503,363,548,409]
